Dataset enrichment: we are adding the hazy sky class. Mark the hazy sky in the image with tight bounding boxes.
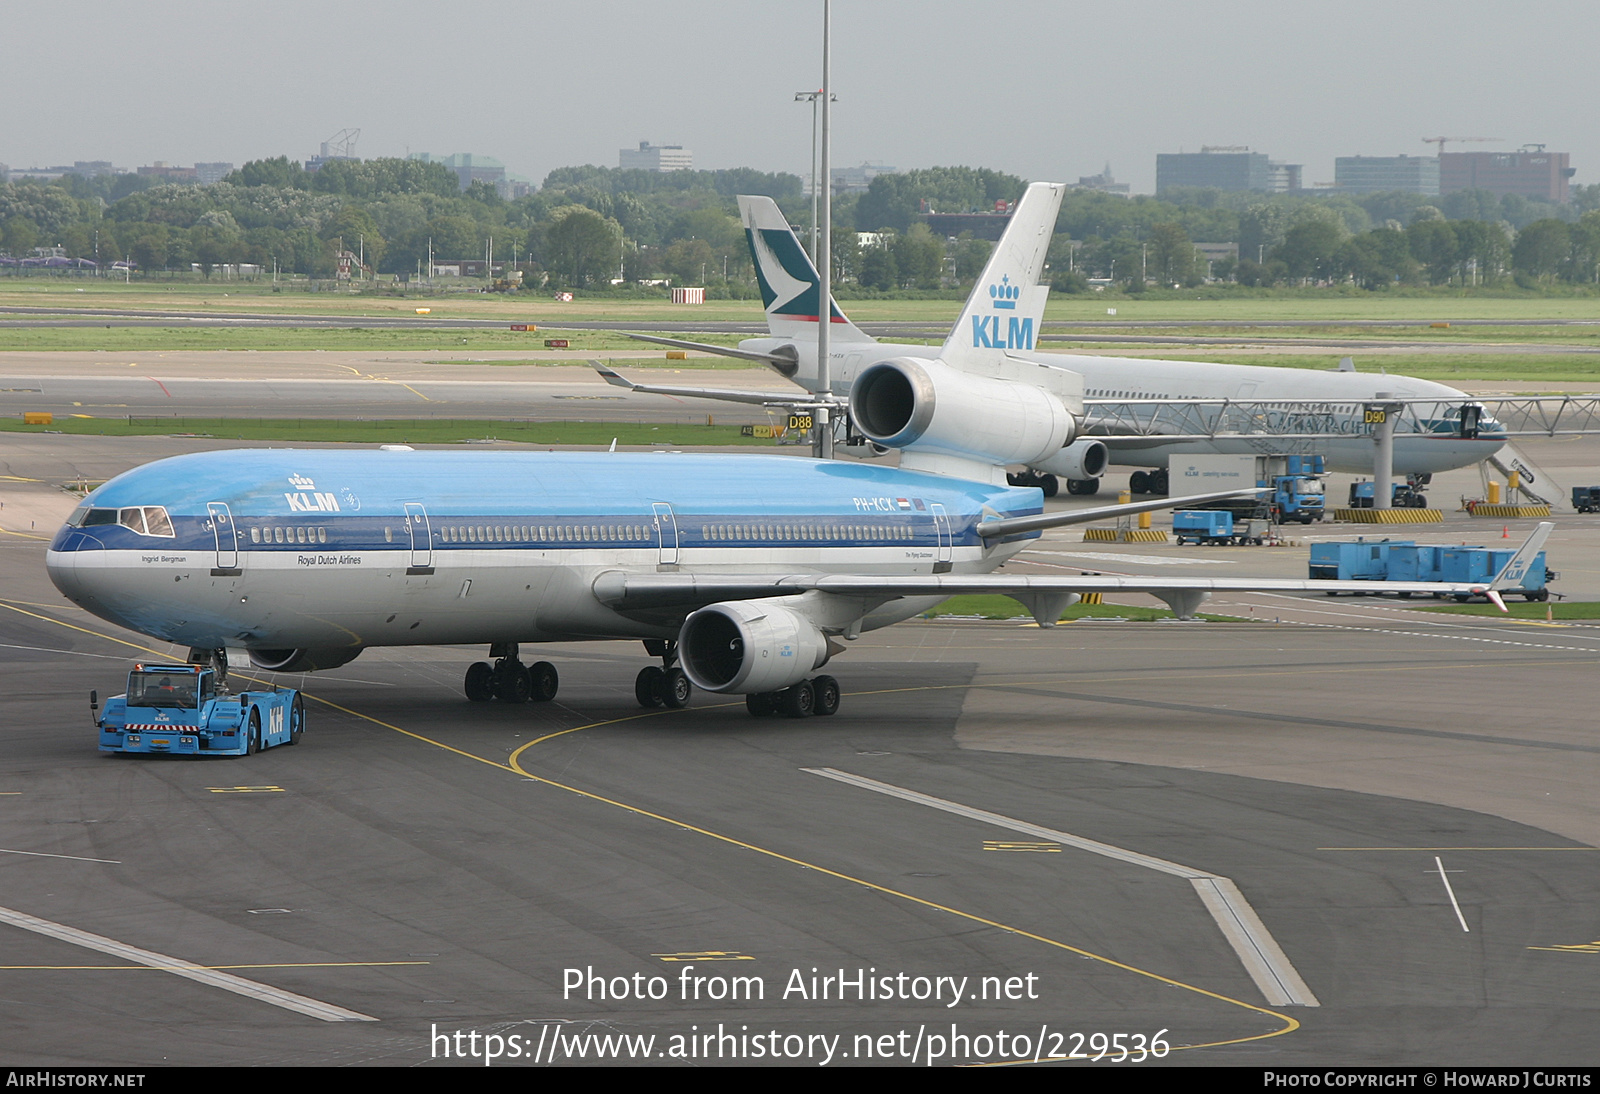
[6,1,1595,194]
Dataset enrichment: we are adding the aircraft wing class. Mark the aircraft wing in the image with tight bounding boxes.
[591,361,823,408]
[593,571,1509,625]
[594,524,1549,624]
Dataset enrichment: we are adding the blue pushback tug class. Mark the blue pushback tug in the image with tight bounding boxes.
[93,663,303,755]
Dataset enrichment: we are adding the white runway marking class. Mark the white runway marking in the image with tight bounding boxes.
[1433,857,1471,933]
[805,767,1319,1008]
[0,905,377,1021]
[0,848,120,864]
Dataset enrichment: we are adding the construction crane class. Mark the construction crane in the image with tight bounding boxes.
[1422,136,1501,155]
[320,128,361,160]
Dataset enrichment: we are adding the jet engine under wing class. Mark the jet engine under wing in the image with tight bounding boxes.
[592,360,819,408]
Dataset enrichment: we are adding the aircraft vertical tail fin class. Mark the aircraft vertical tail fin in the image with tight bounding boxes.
[939,181,1065,371]
[737,195,874,343]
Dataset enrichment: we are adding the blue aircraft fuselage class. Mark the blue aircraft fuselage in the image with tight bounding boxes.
[47,449,1042,654]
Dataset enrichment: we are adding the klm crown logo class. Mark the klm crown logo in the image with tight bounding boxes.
[288,473,316,489]
[971,275,1034,350]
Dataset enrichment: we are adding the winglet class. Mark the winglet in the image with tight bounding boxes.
[1489,521,1553,592]
[591,360,636,390]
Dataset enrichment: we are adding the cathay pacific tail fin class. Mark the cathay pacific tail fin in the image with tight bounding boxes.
[737,195,874,344]
[939,181,1064,370]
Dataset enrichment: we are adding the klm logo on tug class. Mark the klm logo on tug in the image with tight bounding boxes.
[971,276,1033,350]
[283,473,341,513]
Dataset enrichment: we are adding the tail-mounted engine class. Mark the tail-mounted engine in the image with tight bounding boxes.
[849,357,1077,467]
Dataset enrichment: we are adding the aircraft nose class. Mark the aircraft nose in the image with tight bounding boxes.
[46,528,103,603]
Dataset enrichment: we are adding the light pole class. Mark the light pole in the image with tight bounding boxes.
[795,88,836,264]
[815,0,833,459]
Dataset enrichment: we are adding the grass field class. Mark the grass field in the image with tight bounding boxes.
[1,416,772,447]
[1413,600,1600,619]
[0,327,745,353]
[5,279,1600,325]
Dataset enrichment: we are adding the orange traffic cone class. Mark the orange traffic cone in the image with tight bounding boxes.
[1502,525,1510,538]
[1546,604,1554,623]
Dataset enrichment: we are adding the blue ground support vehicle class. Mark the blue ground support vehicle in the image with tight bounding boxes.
[92,663,303,755]
[1173,510,1266,545]
[1309,540,1554,601]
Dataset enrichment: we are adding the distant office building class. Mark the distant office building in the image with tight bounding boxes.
[1335,155,1440,195]
[1268,161,1302,193]
[619,141,693,172]
[137,162,198,182]
[1076,163,1130,195]
[194,162,234,186]
[917,206,1013,242]
[1157,147,1274,193]
[409,152,507,191]
[7,166,69,183]
[823,162,895,196]
[9,161,123,183]
[1440,147,1574,203]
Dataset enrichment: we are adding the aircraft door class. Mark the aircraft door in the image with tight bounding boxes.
[206,502,240,576]
[651,502,679,568]
[405,503,434,575]
[930,503,953,573]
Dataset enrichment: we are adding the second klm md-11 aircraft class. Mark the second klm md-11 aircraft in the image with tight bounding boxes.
[47,442,1543,719]
[610,183,1508,496]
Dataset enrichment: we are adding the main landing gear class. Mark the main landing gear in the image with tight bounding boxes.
[464,643,559,704]
[634,639,693,710]
[744,675,840,719]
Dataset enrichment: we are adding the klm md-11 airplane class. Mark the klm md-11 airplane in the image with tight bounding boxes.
[47,446,1541,718]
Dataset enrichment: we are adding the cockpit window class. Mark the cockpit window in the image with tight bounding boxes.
[92,506,176,537]
[143,508,174,536]
[65,506,89,527]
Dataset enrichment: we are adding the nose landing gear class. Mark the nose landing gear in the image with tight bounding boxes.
[635,639,692,709]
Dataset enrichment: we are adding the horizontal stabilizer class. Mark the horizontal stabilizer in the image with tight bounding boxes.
[975,489,1264,537]
[625,333,800,375]
[591,361,832,409]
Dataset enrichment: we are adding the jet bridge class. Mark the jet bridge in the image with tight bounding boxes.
[1084,395,1600,510]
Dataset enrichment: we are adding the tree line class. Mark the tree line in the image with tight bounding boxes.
[4,158,1600,293]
